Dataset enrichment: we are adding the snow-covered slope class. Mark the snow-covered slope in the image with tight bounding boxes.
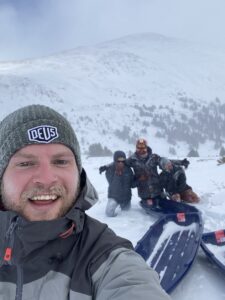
[0,33,225,156]
[1,33,225,108]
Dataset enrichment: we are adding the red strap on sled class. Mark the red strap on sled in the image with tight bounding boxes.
[215,230,225,243]
[177,213,186,222]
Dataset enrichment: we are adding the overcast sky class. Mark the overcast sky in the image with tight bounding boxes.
[0,0,225,61]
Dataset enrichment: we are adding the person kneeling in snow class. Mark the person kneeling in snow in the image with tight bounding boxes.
[105,151,136,217]
[159,158,200,203]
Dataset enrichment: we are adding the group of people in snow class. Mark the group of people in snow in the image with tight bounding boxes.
[99,138,199,217]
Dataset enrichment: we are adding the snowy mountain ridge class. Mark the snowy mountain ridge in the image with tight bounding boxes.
[0,32,225,157]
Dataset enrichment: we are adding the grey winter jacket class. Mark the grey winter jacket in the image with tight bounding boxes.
[0,169,171,300]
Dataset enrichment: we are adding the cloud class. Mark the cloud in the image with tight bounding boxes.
[0,0,225,61]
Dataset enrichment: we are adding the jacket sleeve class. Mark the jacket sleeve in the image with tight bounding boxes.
[174,170,187,193]
[92,248,171,300]
[129,167,137,188]
[105,165,115,183]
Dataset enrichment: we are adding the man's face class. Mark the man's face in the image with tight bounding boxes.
[1,144,80,221]
[136,146,148,158]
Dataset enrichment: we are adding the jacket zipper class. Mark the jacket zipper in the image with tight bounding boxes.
[4,217,24,300]
[3,217,18,264]
[15,265,24,300]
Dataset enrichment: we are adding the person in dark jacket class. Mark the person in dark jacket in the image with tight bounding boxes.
[125,138,165,204]
[159,158,200,203]
[105,150,135,217]
[0,105,171,300]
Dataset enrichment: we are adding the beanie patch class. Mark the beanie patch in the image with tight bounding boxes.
[28,125,59,143]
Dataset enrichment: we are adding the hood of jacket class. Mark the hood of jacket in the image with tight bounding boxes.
[113,150,126,162]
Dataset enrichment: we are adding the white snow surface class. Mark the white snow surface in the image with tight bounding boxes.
[85,157,225,299]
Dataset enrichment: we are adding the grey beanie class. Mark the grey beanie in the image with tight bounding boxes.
[160,157,172,170]
[0,104,82,179]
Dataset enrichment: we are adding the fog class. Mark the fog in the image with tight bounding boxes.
[1,0,225,61]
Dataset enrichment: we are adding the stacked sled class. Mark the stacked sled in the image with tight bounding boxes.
[135,198,225,293]
[201,230,225,275]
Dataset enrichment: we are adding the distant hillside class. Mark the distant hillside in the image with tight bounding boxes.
[0,33,225,157]
[66,97,225,158]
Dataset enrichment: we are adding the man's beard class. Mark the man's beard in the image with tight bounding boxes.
[1,178,80,221]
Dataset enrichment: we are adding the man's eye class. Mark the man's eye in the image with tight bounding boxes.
[17,161,35,167]
[54,159,69,166]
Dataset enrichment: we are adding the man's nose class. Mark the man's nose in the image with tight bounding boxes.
[32,163,58,185]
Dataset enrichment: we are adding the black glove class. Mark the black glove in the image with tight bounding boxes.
[99,166,107,174]
[182,158,190,169]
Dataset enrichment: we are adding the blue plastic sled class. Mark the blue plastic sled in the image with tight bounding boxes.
[201,230,225,274]
[140,197,199,217]
[135,212,203,293]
